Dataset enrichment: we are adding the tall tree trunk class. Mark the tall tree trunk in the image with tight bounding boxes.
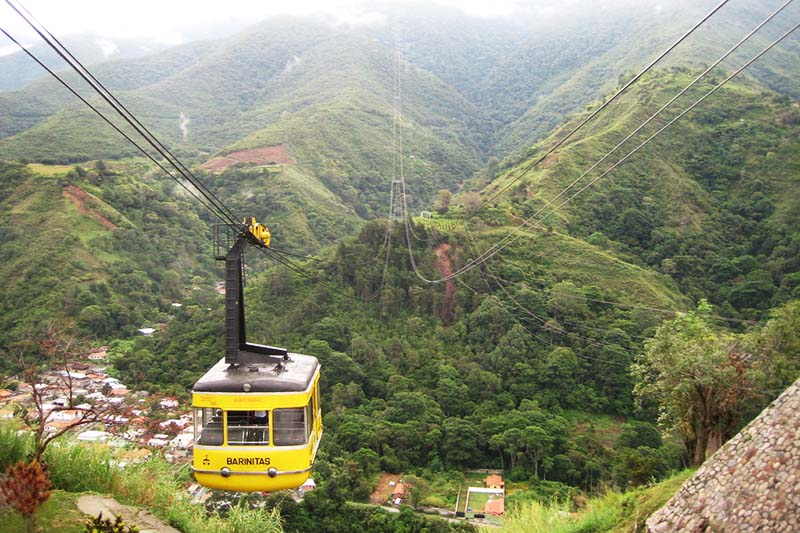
[707,430,723,457]
[693,425,710,466]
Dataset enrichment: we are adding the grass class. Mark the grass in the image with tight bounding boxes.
[566,412,628,448]
[466,491,492,512]
[418,470,462,509]
[477,224,688,310]
[486,469,695,533]
[0,490,88,533]
[26,163,76,176]
[0,424,283,533]
[414,216,464,232]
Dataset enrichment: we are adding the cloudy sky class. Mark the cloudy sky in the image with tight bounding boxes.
[1,0,545,51]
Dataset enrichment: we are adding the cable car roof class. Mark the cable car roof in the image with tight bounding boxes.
[192,354,319,393]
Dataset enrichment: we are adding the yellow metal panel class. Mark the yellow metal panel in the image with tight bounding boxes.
[192,391,311,410]
[192,430,321,492]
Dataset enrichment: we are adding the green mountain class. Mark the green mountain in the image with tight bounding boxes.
[483,70,800,319]
[0,33,167,92]
[0,18,487,250]
[0,4,798,527]
[0,159,220,359]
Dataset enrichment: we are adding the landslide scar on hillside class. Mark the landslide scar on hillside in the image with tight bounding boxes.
[63,185,117,230]
[199,145,295,172]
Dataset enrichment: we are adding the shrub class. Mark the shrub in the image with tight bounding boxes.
[85,513,140,533]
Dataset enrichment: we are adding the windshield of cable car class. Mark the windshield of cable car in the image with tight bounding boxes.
[273,407,307,445]
[194,407,223,445]
[227,410,270,445]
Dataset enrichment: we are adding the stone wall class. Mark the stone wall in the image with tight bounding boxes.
[647,378,800,532]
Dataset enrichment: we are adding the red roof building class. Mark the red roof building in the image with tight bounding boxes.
[485,474,504,489]
[391,483,406,498]
[485,497,505,516]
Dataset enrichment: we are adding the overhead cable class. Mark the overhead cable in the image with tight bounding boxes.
[0,26,225,220]
[7,0,239,227]
[405,13,800,284]
[480,0,735,208]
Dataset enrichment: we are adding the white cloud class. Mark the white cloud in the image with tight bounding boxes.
[1,0,522,46]
[179,112,190,140]
[95,38,117,57]
[431,0,524,18]
[1,0,651,47]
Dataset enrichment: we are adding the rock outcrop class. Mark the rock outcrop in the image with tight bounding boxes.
[647,378,800,532]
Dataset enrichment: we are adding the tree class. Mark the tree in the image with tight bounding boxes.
[757,300,800,389]
[402,475,430,509]
[160,269,182,299]
[522,425,553,479]
[547,281,589,320]
[434,189,451,214]
[632,301,766,466]
[78,305,110,337]
[4,325,126,532]
[486,156,500,177]
[461,192,482,214]
[441,418,480,466]
[616,421,662,450]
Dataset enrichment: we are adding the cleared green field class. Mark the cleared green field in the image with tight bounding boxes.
[414,216,463,232]
[26,163,76,176]
[466,491,492,512]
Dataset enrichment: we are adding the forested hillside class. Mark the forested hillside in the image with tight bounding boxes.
[486,70,800,320]
[0,159,219,364]
[0,33,166,92]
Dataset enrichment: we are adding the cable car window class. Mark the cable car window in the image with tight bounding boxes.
[306,398,313,438]
[273,408,306,445]
[194,408,223,446]
[227,410,269,445]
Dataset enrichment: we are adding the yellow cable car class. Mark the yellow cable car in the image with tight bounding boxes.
[191,218,322,492]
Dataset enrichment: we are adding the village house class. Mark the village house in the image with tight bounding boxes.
[299,478,316,495]
[392,482,407,505]
[59,370,87,381]
[159,418,190,432]
[78,430,111,442]
[45,419,78,434]
[86,347,109,361]
[170,432,194,450]
[147,435,169,448]
[47,409,82,423]
[484,497,505,516]
[159,398,179,409]
[485,474,504,490]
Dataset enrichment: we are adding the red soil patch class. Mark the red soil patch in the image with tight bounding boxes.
[434,244,456,326]
[370,473,401,504]
[199,145,295,172]
[63,185,117,230]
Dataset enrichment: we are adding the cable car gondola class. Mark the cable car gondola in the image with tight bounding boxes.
[191,218,322,492]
